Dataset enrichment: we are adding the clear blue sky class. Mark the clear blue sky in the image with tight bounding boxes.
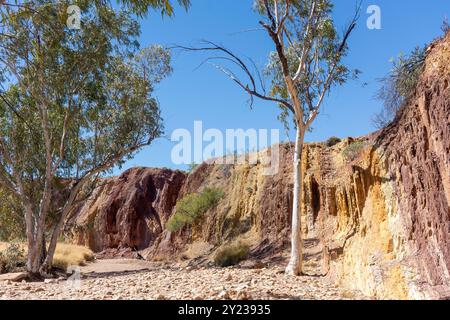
[116,0,449,173]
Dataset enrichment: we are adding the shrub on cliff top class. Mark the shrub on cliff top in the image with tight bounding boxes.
[373,46,426,128]
[214,242,249,267]
[166,187,224,232]
[342,141,367,161]
[326,136,342,147]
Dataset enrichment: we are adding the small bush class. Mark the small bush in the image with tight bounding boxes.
[373,46,426,128]
[166,187,224,232]
[0,243,26,274]
[214,243,249,267]
[52,244,95,271]
[326,136,341,147]
[342,141,367,161]
[0,242,94,273]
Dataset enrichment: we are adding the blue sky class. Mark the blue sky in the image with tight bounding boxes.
[116,0,449,173]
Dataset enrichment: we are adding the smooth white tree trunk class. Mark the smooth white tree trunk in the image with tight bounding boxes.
[285,126,305,276]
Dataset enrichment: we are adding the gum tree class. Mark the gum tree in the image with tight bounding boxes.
[180,0,359,275]
[120,0,190,16]
[0,0,178,276]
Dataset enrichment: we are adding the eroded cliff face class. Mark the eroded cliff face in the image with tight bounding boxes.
[70,33,450,299]
[68,168,186,254]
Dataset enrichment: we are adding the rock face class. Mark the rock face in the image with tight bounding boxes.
[69,168,186,253]
[70,33,450,299]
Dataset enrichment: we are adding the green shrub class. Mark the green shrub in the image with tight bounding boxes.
[166,187,224,232]
[214,242,249,267]
[326,136,341,147]
[342,141,367,161]
[0,243,26,274]
[0,189,25,241]
[374,46,426,128]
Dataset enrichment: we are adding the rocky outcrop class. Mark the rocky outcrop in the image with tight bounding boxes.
[70,33,450,299]
[69,168,186,254]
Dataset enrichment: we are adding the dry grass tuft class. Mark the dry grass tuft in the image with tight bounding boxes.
[52,243,95,271]
[0,242,94,272]
[214,242,249,267]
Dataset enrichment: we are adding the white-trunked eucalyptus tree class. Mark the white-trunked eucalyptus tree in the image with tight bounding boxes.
[179,0,359,275]
[0,0,177,276]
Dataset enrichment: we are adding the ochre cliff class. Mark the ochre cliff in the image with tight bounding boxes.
[68,168,186,255]
[69,33,450,299]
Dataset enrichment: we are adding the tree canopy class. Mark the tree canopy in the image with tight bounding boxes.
[178,0,359,276]
[119,0,190,16]
[0,0,173,274]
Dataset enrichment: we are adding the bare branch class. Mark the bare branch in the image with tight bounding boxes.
[337,4,360,55]
[174,42,295,113]
[248,57,267,95]
[226,27,265,36]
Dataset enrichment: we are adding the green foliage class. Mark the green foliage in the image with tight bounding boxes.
[0,243,26,274]
[326,136,341,147]
[374,46,426,128]
[119,0,190,17]
[0,0,173,271]
[0,189,25,242]
[0,1,168,181]
[214,242,249,267]
[263,0,359,130]
[342,141,367,161]
[166,187,224,232]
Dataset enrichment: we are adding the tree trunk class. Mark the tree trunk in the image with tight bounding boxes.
[41,179,86,273]
[23,202,48,276]
[24,205,38,274]
[41,211,66,274]
[285,125,305,276]
[26,220,47,276]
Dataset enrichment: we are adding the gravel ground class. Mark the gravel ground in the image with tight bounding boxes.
[0,259,368,300]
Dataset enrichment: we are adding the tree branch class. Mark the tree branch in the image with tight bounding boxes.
[292,0,318,82]
[175,42,295,113]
